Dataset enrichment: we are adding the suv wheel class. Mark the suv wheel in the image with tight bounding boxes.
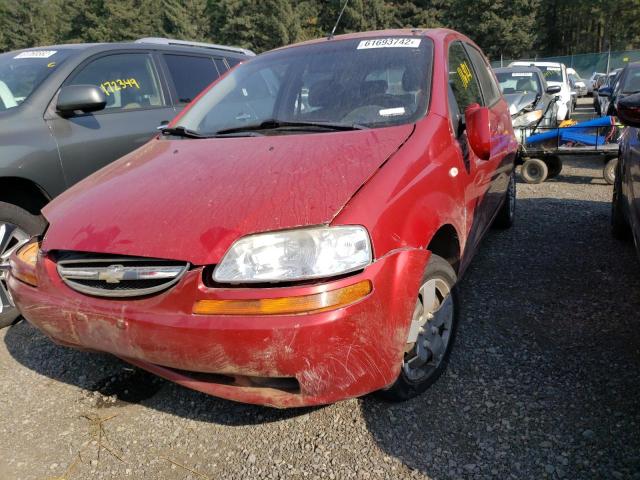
[0,202,46,328]
[379,254,458,401]
[611,162,631,240]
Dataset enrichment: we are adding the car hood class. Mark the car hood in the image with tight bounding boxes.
[505,92,539,115]
[42,125,414,265]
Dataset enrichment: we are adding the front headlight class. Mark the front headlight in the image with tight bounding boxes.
[213,226,372,283]
[11,240,40,287]
[512,109,544,127]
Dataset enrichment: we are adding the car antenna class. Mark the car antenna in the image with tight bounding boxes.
[328,0,350,40]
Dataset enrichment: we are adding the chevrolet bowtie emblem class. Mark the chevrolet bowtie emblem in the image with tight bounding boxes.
[98,265,126,284]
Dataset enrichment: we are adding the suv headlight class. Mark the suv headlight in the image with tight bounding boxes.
[213,226,372,283]
[512,109,543,127]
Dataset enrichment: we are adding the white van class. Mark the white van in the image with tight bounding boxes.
[509,61,573,121]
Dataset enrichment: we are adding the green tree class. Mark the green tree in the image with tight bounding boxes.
[80,0,165,43]
[163,0,210,41]
[391,0,443,29]
[209,0,301,52]
[443,0,540,60]
[0,0,74,50]
[316,0,393,36]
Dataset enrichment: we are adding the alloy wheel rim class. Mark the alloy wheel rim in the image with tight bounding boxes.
[0,222,29,325]
[403,277,454,382]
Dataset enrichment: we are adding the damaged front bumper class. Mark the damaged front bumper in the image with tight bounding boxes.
[10,248,429,408]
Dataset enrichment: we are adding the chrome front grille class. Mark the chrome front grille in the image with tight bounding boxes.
[56,253,189,298]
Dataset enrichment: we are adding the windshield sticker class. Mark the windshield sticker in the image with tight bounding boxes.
[512,72,533,77]
[379,107,406,117]
[47,62,56,68]
[100,78,140,96]
[14,50,57,59]
[457,61,473,89]
[357,38,421,50]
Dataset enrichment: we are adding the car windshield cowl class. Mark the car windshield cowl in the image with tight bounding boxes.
[215,119,368,136]
[161,126,209,139]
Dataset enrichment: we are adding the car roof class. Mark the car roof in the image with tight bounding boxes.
[8,38,254,59]
[493,66,542,75]
[268,28,469,52]
[510,61,564,68]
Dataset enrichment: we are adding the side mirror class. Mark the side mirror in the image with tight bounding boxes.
[465,103,490,160]
[56,85,107,116]
[546,85,561,95]
[598,86,613,98]
[617,92,640,128]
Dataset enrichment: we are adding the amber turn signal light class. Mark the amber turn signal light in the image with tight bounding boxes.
[193,280,372,315]
[12,241,40,287]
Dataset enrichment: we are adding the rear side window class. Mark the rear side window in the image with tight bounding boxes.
[68,53,164,111]
[465,45,501,105]
[164,54,220,104]
[448,42,483,113]
[214,58,228,75]
[622,67,640,94]
[226,57,241,68]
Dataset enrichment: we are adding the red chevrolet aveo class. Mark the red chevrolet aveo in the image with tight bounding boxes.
[8,29,517,407]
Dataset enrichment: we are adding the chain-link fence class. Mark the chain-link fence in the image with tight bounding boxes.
[491,49,640,78]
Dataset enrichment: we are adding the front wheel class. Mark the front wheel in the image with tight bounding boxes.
[379,254,458,402]
[0,202,46,328]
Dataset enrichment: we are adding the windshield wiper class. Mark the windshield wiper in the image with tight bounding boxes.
[215,119,367,136]
[160,126,208,139]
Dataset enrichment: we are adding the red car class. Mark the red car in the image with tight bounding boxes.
[8,29,518,408]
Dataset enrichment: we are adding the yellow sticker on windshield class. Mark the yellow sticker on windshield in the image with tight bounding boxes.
[100,78,140,96]
[457,61,473,89]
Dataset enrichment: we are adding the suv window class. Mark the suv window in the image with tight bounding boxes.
[164,54,220,104]
[68,53,164,111]
[214,58,229,75]
[448,41,483,113]
[465,45,501,105]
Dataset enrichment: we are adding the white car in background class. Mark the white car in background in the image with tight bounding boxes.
[567,68,587,97]
[587,72,606,96]
[509,61,573,120]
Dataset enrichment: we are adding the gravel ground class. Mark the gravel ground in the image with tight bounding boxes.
[1,99,639,480]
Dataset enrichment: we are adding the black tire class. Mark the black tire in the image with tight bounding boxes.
[521,158,548,184]
[611,161,631,240]
[546,156,563,179]
[0,201,46,328]
[603,158,617,185]
[493,170,516,229]
[378,254,459,402]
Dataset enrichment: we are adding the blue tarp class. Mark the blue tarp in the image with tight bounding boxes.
[526,116,615,146]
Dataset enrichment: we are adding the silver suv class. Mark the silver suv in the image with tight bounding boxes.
[0,38,254,327]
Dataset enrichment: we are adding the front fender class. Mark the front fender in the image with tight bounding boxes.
[332,116,466,259]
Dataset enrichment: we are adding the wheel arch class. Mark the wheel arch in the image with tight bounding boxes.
[426,224,461,274]
[0,177,51,216]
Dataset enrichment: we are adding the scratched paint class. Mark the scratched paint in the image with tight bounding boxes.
[10,28,518,408]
